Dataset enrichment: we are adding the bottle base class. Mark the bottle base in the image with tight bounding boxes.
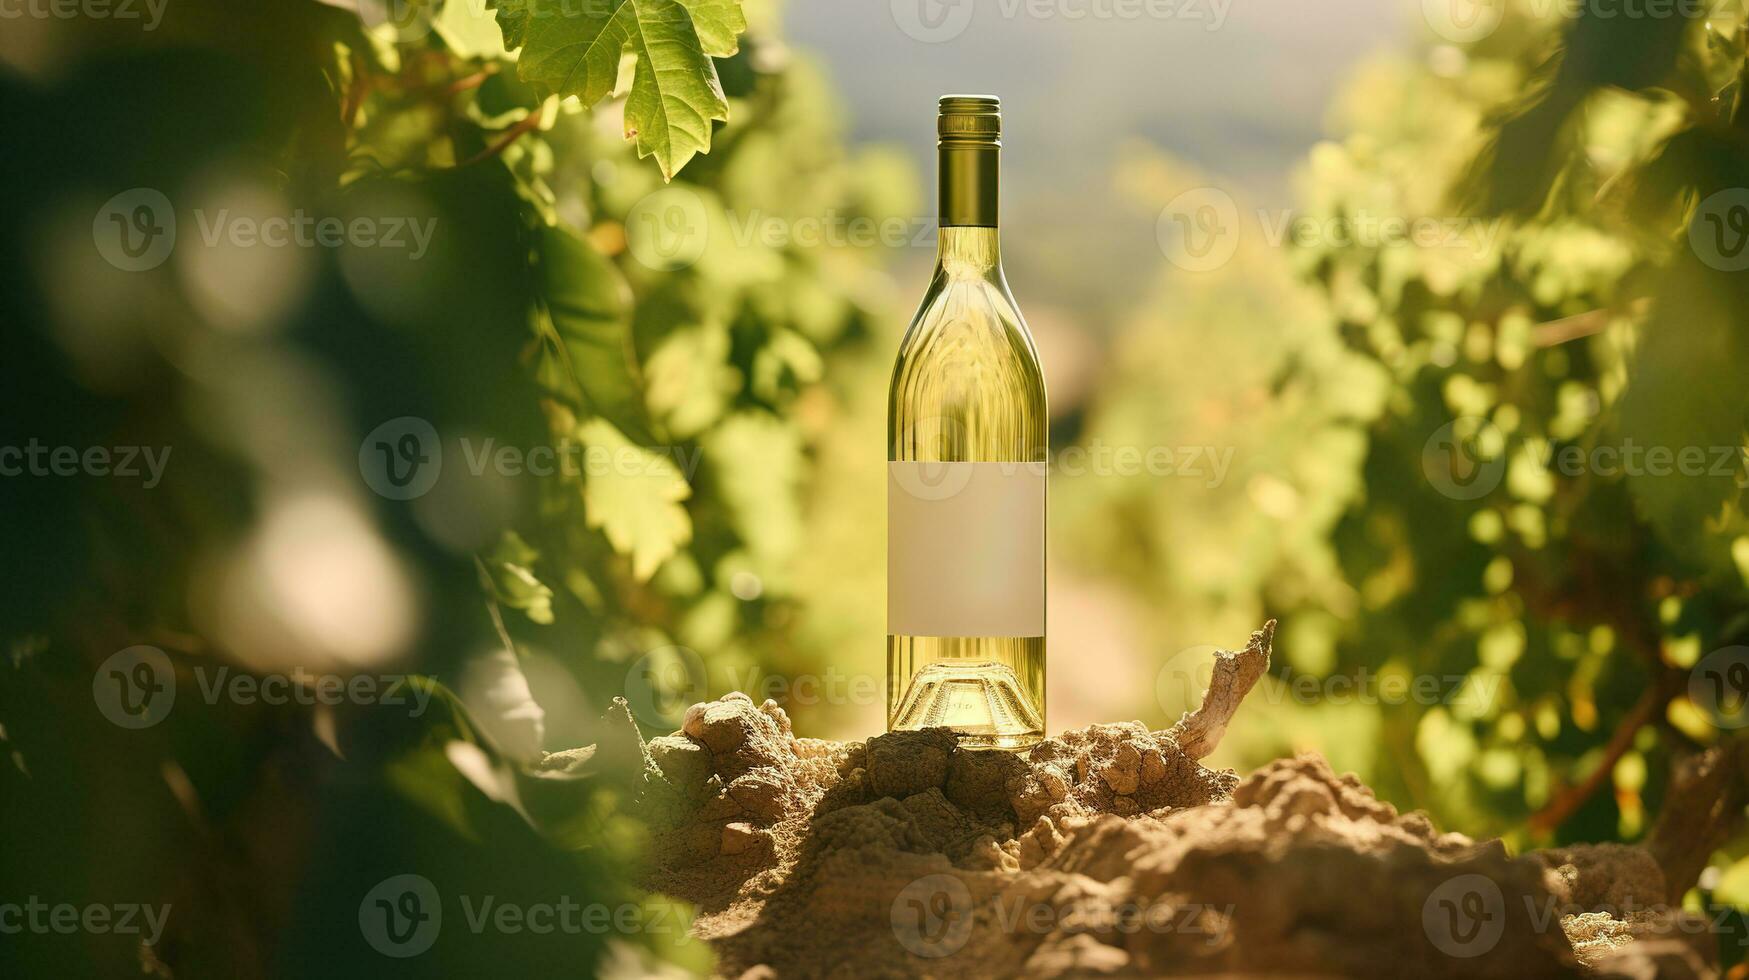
[888,659,1044,751]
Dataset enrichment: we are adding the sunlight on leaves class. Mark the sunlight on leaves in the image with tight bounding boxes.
[579,417,694,580]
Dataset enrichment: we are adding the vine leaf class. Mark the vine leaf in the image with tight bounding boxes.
[490,0,746,179]
[535,225,653,444]
[703,411,804,572]
[577,417,694,580]
[1617,258,1749,571]
[484,531,556,625]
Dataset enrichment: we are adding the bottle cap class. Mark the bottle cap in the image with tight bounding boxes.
[938,95,1000,147]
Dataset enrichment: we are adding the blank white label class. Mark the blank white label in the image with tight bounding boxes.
[887,461,1045,637]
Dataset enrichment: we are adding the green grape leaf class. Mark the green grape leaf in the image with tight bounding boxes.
[536,225,653,444]
[492,0,746,179]
[486,0,529,49]
[1617,260,1749,570]
[645,321,738,437]
[578,417,694,580]
[486,531,556,625]
[750,327,823,403]
[702,411,803,574]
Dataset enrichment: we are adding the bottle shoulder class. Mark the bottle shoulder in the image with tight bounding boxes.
[888,272,1048,461]
[893,275,1043,380]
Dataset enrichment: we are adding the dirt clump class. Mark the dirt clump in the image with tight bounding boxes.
[629,624,1715,978]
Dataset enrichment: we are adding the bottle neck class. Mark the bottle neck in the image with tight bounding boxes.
[938,142,998,227]
[937,143,1000,276]
[936,227,1001,278]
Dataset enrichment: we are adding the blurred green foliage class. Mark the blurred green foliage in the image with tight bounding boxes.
[0,0,913,974]
[11,0,1749,974]
[1065,0,1749,890]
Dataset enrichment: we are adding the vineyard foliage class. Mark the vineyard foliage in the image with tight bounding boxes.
[9,0,1749,974]
[0,0,914,974]
[1064,2,1749,880]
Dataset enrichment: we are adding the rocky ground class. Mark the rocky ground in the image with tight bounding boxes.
[607,624,1723,978]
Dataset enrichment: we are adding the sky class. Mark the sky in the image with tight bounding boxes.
[785,0,1416,316]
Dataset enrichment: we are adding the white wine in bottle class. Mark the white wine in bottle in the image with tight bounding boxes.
[887,95,1047,750]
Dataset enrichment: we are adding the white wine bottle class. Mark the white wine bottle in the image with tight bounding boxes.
[887,95,1047,750]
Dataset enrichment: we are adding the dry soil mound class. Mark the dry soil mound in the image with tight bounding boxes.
[623,624,1714,979]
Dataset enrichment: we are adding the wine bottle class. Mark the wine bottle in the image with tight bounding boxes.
[887,95,1048,750]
